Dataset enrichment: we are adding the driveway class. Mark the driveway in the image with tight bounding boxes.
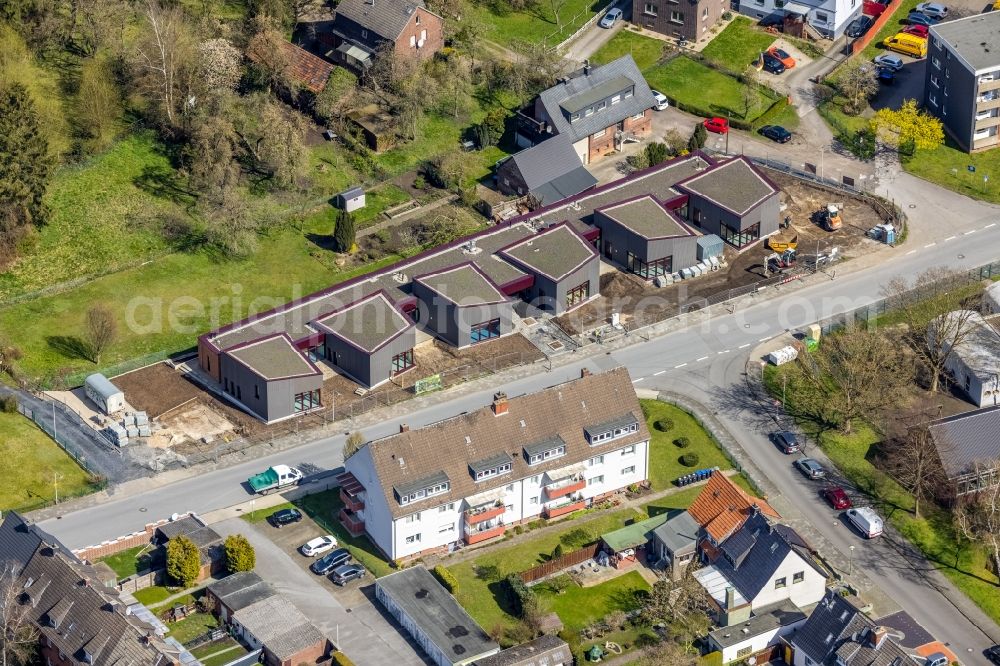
[213,518,429,666]
[870,57,926,111]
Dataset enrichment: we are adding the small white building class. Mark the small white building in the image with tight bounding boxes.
[339,367,650,561]
[983,281,1000,315]
[84,373,125,414]
[707,600,807,664]
[933,311,1000,408]
[736,0,861,39]
[335,186,366,213]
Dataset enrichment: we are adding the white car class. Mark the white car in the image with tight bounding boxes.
[301,535,337,556]
[599,7,622,28]
[915,2,948,18]
[651,90,669,111]
[873,53,904,72]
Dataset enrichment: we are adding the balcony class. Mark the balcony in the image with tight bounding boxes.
[340,487,365,513]
[973,133,1000,151]
[465,502,505,525]
[339,508,365,536]
[544,476,586,500]
[979,78,1000,93]
[978,97,1000,112]
[464,522,506,545]
[543,498,587,519]
[975,115,1000,132]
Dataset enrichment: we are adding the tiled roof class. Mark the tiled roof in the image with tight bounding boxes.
[357,367,649,518]
[334,0,427,40]
[596,195,693,240]
[499,222,597,282]
[314,290,414,353]
[927,405,1000,479]
[687,471,779,543]
[676,157,779,216]
[277,41,334,93]
[226,333,322,380]
[414,263,509,306]
[473,635,572,666]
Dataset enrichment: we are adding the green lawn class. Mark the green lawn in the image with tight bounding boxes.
[466,0,612,48]
[191,640,251,666]
[0,412,98,512]
[132,585,173,607]
[641,399,735,491]
[903,137,1000,204]
[97,545,152,580]
[535,571,649,630]
[644,56,780,122]
[591,29,667,71]
[701,17,776,73]
[351,184,412,227]
[167,612,219,645]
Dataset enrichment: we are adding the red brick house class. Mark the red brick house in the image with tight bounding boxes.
[330,0,443,70]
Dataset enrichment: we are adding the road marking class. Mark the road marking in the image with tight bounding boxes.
[986,223,997,229]
[739,343,751,349]
[696,356,709,362]
[675,363,688,369]
[758,336,771,342]
[632,377,644,383]
[654,370,665,376]
[964,229,977,235]
[924,242,936,248]
[718,349,730,354]
[944,235,956,242]
[906,250,916,255]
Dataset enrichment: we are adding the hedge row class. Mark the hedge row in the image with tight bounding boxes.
[432,565,460,595]
[751,96,790,130]
[504,573,537,618]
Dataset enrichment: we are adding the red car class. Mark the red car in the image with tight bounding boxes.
[902,24,929,38]
[822,486,853,510]
[704,117,729,134]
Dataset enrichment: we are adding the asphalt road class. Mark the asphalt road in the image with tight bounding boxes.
[40,213,1000,660]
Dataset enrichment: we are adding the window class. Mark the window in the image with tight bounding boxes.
[644,2,658,15]
[475,462,512,481]
[361,29,367,38]
[627,253,672,279]
[440,503,454,512]
[593,128,607,138]
[531,475,540,484]
[622,465,636,475]
[702,7,708,18]
[420,29,427,41]
[622,445,635,455]
[294,390,320,412]
[931,56,940,69]
[928,93,938,106]
[736,647,753,659]
[588,422,639,445]
[611,94,621,105]
[930,74,939,88]
[405,513,421,523]
[589,475,605,485]
[721,222,760,248]
[392,349,414,374]
[588,455,605,466]
[529,446,566,465]
[596,100,607,111]
[254,384,259,400]
[409,35,416,47]
[416,14,420,23]
[236,385,241,400]
[471,319,501,344]
[793,571,805,583]
[631,111,645,120]
[399,482,450,505]
[774,576,787,589]
[815,11,828,21]
[506,484,514,492]
[624,88,633,98]
[566,282,590,308]
[405,534,421,544]
[585,107,594,117]
[529,496,538,504]
[570,113,580,122]
[439,524,454,533]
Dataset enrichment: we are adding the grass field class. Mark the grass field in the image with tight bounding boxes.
[644,56,780,122]
[467,0,612,48]
[190,639,250,666]
[0,412,98,512]
[132,585,174,607]
[903,137,1000,204]
[701,17,776,73]
[590,29,667,71]
[535,570,649,630]
[642,399,735,491]
[166,612,219,645]
[97,545,152,580]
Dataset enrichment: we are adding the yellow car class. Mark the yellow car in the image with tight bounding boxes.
[994,0,1000,10]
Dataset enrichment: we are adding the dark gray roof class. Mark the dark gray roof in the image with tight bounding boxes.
[523,436,567,458]
[207,571,267,603]
[560,75,636,115]
[233,595,325,659]
[227,334,321,380]
[530,167,598,207]
[339,186,364,199]
[537,55,656,144]
[874,611,935,650]
[597,195,693,240]
[500,223,597,282]
[473,635,571,666]
[156,515,203,541]
[584,413,639,439]
[652,510,699,555]
[678,157,778,216]
[334,0,425,40]
[394,470,450,498]
[0,512,72,566]
[414,264,509,306]
[376,566,499,664]
[708,599,807,648]
[927,406,1000,479]
[833,616,921,666]
[314,291,414,353]
[505,135,584,191]
[930,12,1000,72]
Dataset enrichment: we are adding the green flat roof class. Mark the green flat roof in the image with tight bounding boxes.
[601,513,671,553]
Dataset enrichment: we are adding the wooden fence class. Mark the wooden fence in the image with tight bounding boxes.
[521,543,601,584]
[117,568,164,594]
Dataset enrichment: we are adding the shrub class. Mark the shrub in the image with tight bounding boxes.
[559,528,592,549]
[654,418,674,432]
[722,10,733,18]
[475,564,504,583]
[552,544,564,559]
[432,565,460,594]
[223,534,255,574]
[0,395,17,413]
[332,652,356,666]
[680,453,700,467]
[504,574,538,619]
[674,437,690,448]
[413,175,426,189]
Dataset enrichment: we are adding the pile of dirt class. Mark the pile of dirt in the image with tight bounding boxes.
[113,363,203,418]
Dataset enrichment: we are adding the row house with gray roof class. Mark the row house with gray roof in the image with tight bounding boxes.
[338,367,651,561]
[926,405,1000,499]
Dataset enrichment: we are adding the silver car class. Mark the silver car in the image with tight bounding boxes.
[915,2,948,18]
[795,458,826,479]
[873,53,904,72]
[599,7,622,28]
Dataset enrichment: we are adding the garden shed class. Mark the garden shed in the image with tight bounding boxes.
[336,186,366,212]
[85,373,125,414]
[600,513,671,569]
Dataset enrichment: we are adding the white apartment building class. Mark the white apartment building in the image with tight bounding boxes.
[737,0,861,40]
[338,367,651,561]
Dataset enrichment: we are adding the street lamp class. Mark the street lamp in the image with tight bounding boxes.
[848,545,855,576]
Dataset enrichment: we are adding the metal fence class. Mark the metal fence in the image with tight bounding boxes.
[19,402,102,478]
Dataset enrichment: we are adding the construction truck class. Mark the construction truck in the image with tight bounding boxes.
[815,204,843,231]
[767,232,798,253]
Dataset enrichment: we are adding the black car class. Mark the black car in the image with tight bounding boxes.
[762,53,786,74]
[759,13,784,28]
[985,646,1000,665]
[331,563,366,585]
[270,508,302,527]
[759,125,792,143]
[845,15,873,38]
[877,66,895,85]
[311,548,352,575]
[771,430,800,454]
[906,10,938,26]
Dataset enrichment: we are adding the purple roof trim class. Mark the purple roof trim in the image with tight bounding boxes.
[498,273,536,295]
[223,332,322,381]
[674,156,779,218]
[411,261,511,306]
[594,193,697,242]
[312,289,415,355]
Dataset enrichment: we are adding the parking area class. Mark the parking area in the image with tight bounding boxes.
[212,517,429,666]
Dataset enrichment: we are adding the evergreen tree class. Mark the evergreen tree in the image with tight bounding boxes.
[333,208,355,253]
[165,535,201,587]
[224,534,256,574]
[0,83,53,228]
[688,123,707,152]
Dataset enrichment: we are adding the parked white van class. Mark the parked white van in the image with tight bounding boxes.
[845,507,883,538]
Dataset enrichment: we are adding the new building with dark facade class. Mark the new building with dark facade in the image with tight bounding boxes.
[499,222,600,313]
[925,13,1000,153]
[593,194,698,279]
[632,0,729,43]
[412,263,515,348]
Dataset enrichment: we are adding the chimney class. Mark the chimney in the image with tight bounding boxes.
[870,626,888,649]
[725,586,735,609]
[399,423,409,433]
[583,59,591,76]
[492,392,509,416]
[580,368,591,378]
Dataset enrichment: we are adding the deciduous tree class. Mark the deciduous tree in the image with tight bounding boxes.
[838,59,879,115]
[232,95,307,189]
[245,16,291,92]
[197,38,243,97]
[954,463,1000,585]
[134,0,193,128]
[344,431,365,459]
[84,303,117,364]
[0,562,39,666]
[224,534,256,573]
[870,99,944,152]
[879,411,948,518]
[741,65,760,118]
[165,535,200,587]
[75,57,122,152]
